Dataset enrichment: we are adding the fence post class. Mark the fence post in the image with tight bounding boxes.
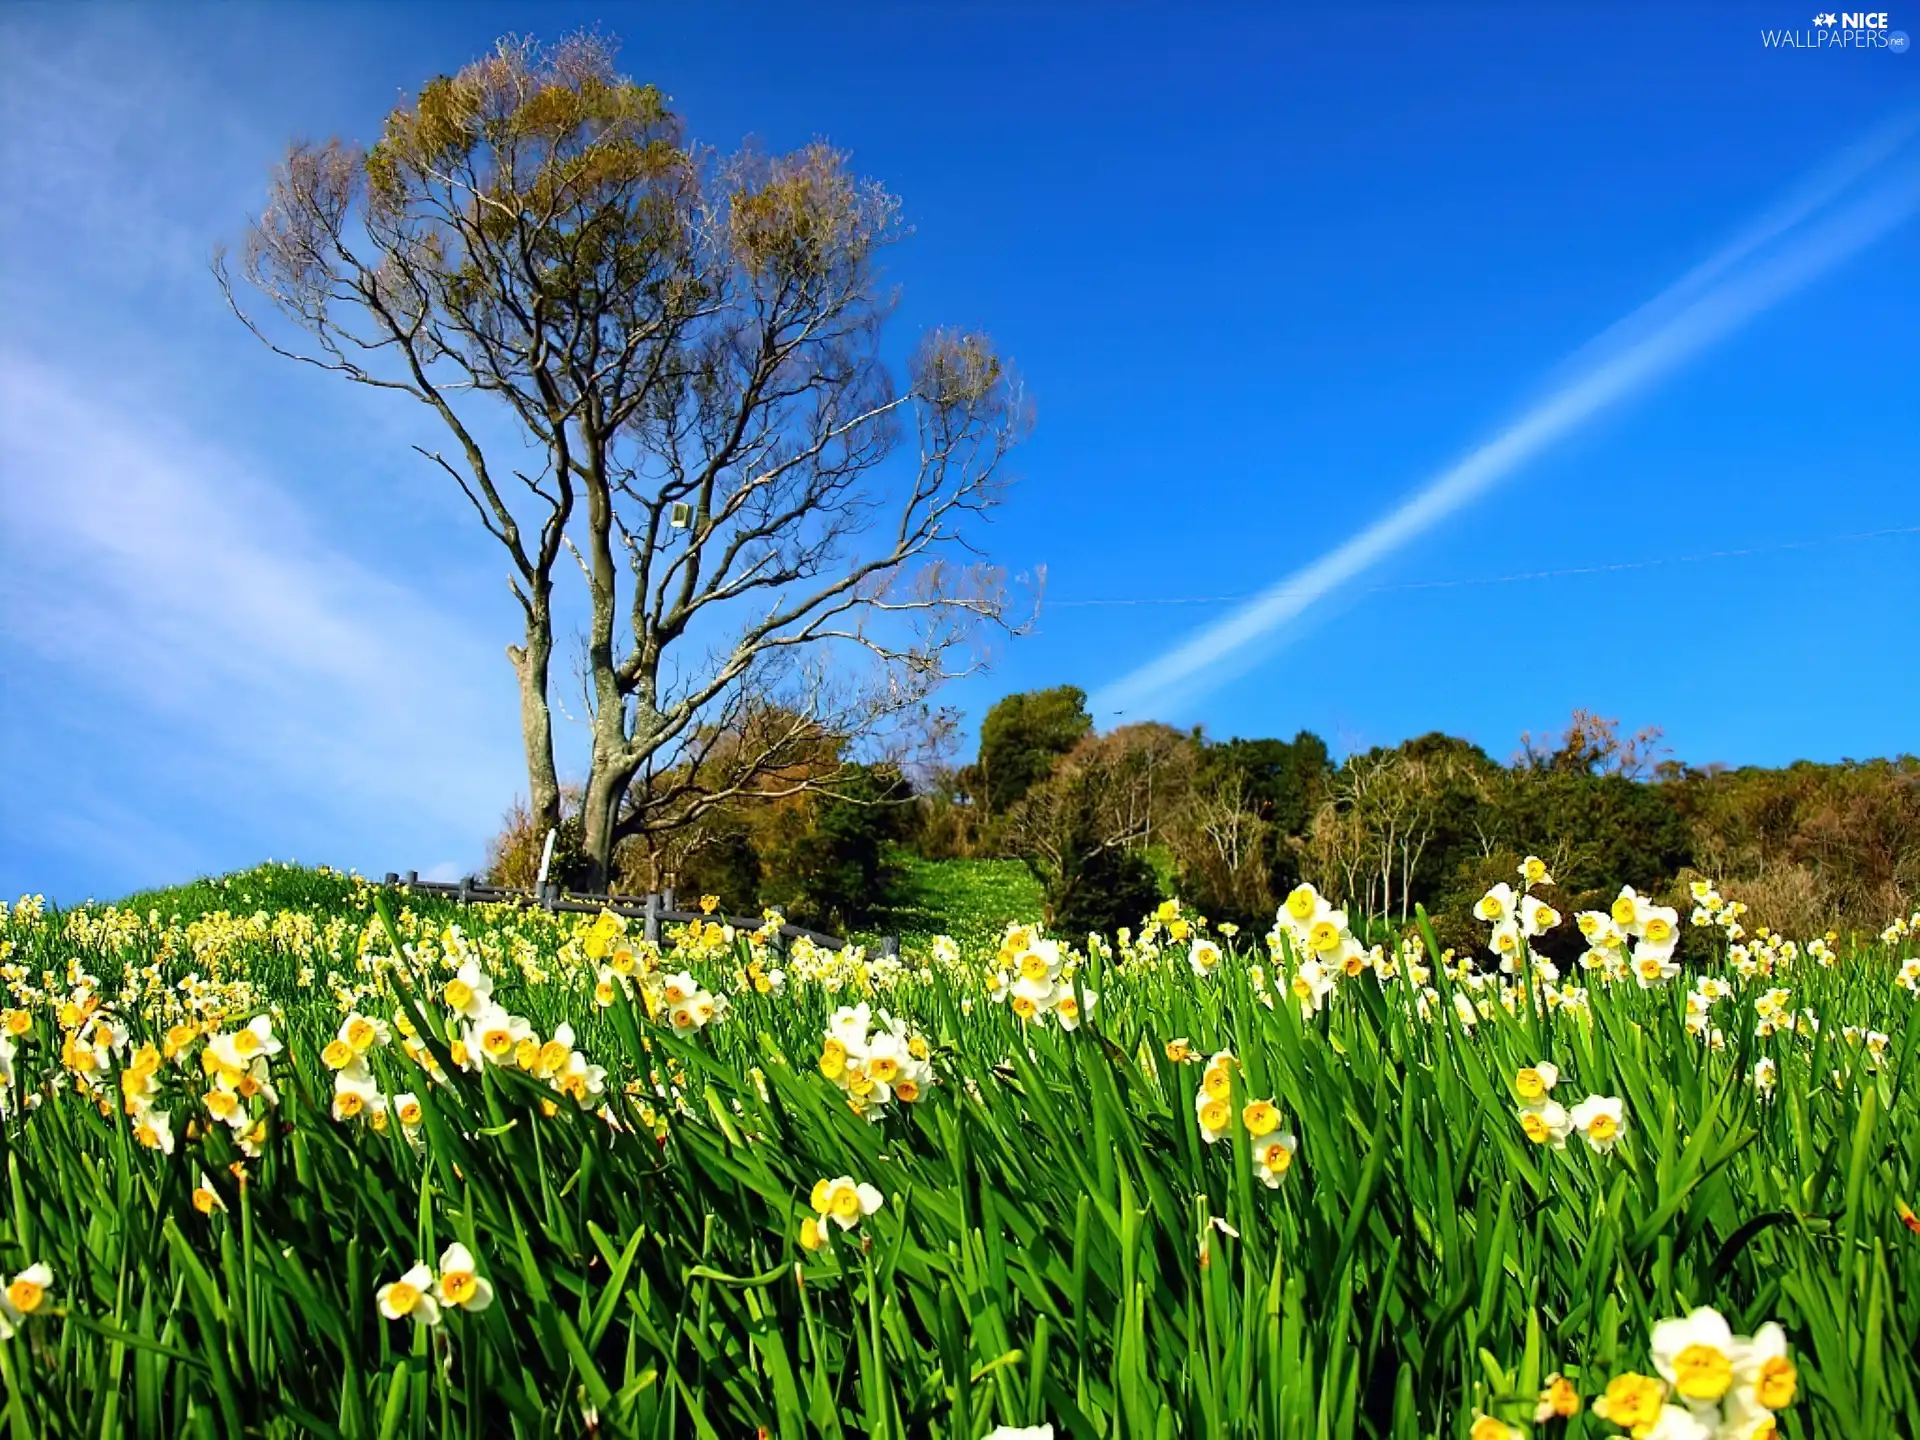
[880,935,898,958]
[644,892,660,945]
[383,873,398,886]
[661,886,675,915]
[405,870,418,886]
[458,876,472,905]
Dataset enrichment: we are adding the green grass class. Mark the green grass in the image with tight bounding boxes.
[0,864,1914,1438]
[873,849,1046,951]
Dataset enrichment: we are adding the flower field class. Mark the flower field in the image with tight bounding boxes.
[0,862,1916,1439]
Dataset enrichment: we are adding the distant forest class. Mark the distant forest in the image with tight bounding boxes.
[489,687,1919,944]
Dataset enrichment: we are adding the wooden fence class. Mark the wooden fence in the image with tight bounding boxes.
[379,871,894,955]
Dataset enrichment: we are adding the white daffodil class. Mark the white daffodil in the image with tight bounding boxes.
[377,1262,442,1326]
[0,1261,53,1339]
[1290,959,1336,1017]
[1252,1132,1298,1188]
[1489,921,1524,969]
[1611,886,1654,935]
[1633,947,1681,988]
[1519,894,1561,938]
[1732,1322,1797,1412]
[1475,883,1516,924]
[1188,938,1223,977]
[332,1062,383,1122]
[435,1243,495,1314]
[442,961,494,1018]
[1054,987,1097,1032]
[1514,1062,1558,1103]
[132,1107,176,1155]
[1649,1306,1739,1407]
[1640,1406,1712,1440]
[827,1002,875,1053]
[468,1006,534,1066]
[1517,1099,1572,1149]
[811,1175,885,1231]
[1568,1094,1626,1153]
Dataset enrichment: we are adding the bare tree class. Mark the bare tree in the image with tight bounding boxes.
[220,34,1029,883]
[1165,763,1277,920]
[1002,724,1196,924]
[1302,750,1458,921]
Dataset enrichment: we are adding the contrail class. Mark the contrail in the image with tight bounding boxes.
[1091,125,1920,721]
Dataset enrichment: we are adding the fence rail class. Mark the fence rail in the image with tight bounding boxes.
[380,872,893,956]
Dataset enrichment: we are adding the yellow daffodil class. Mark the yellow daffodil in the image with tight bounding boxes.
[1534,1374,1580,1421]
[1592,1373,1667,1432]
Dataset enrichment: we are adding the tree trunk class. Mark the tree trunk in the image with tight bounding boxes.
[508,595,562,839]
[579,761,634,893]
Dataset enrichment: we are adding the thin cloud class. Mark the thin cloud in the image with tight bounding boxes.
[0,351,525,885]
[1092,130,1920,721]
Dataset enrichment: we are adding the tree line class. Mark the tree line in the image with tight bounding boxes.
[488,686,1920,943]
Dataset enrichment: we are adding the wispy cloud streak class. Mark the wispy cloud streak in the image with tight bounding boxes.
[0,352,524,890]
[1092,125,1920,720]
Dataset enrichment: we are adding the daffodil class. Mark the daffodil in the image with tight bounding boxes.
[1290,959,1335,1016]
[467,1006,533,1065]
[1519,895,1561,937]
[1054,987,1096,1031]
[435,1243,494,1313]
[1468,1415,1522,1440]
[0,1262,53,1340]
[332,1062,382,1122]
[1732,1322,1796,1411]
[1519,855,1553,888]
[191,1172,224,1215]
[1514,1062,1558,1102]
[1569,1094,1626,1153]
[339,1012,390,1054]
[377,1264,442,1326]
[1252,1131,1297,1187]
[810,1175,884,1231]
[1534,1373,1580,1421]
[442,962,493,1018]
[1518,1099,1572,1148]
[1592,1373,1667,1433]
[132,1107,176,1155]
[1640,1406,1713,1440]
[1188,938,1222,977]
[1650,1307,1738,1406]
[1475,883,1516,924]
[1716,1391,1781,1440]
[1195,1088,1231,1144]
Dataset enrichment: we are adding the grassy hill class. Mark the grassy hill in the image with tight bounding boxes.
[868,849,1044,949]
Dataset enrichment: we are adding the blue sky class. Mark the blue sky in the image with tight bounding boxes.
[3,3,1916,904]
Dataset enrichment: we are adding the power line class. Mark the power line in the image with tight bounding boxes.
[1049,523,1920,609]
